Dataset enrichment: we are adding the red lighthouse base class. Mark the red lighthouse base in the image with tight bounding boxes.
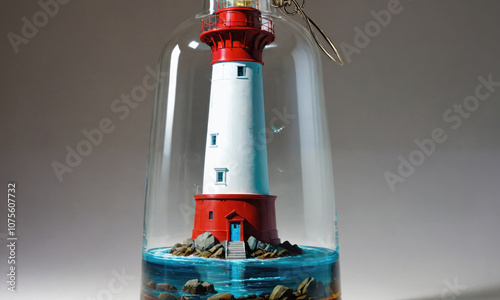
[192,194,280,244]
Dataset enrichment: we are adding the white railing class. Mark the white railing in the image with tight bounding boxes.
[201,15,274,35]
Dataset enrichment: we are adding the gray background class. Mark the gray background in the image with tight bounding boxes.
[1,0,499,299]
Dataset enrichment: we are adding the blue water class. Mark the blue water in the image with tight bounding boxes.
[142,246,340,299]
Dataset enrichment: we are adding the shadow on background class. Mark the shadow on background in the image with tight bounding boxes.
[402,285,500,300]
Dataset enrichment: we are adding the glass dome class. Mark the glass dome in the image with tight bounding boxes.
[142,0,341,299]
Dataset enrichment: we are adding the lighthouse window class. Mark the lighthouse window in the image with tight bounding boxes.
[215,168,228,185]
[210,133,218,147]
[237,66,246,77]
[209,211,214,220]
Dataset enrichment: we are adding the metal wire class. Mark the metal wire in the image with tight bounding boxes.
[272,0,345,66]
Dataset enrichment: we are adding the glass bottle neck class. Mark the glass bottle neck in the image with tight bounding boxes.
[201,0,274,15]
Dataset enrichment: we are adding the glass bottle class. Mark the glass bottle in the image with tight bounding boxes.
[142,0,341,299]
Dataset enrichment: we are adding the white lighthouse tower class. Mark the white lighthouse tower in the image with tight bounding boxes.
[202,61,269,195]
[192,2,280,247]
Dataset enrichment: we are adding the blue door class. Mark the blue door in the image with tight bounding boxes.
[230,222,240,241]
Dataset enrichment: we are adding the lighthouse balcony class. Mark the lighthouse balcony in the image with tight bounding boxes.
[201,15,274,35]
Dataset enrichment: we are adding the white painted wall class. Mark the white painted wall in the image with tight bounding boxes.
[202,61,270,195]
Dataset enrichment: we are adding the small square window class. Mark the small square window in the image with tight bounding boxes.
[209,211,214,220]
[215,168,228,185]
[217,172,224,182]
[237,66,245,77]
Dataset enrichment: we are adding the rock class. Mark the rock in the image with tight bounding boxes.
[285,242,301,254]
[247,236,259,252]
[279,241,297,256]
[200,251,212,258]
[202,281,217,294]
[292,244,305,255]
[298,278,325,298]
[181,296,200,300]
[237,297,247,300]
[251,250,265,257]
[208,292,235,300]
[182,279,205,295]
[313,281,326,299]
[182,279,217,295]
[159,293,178,300]
[194,232,218,251]
[171,244,187,255]
[280,241,297,256]
[208,243,223,253]
[298,278,316,295]
[264,244,276,253]
[277,249,289,257]
[247,295,257,299]
[156,283,178,292]
[295,295,308,300]
[257,252,275,259]
[146,280,156,289]
[184,238,194,247]
[184,247,195,256]
[210,247,224,259]
[280,241,293,251]
[257,242,268,251]
[170,243,183,253]
[270,286,293,300]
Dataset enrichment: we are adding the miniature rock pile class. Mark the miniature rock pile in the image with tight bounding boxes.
[182,279,217,295]
[146,279,218,300]
[146,277,331,300]
[246,236,305,259]
[146,281,177,292]
[169,232,305,260]
[169,232,225,259]
[145,281,178,300]
[208,292,236,300]
[213,278,328,300]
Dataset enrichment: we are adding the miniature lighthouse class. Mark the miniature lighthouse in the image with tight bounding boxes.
[192,1,280,252]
